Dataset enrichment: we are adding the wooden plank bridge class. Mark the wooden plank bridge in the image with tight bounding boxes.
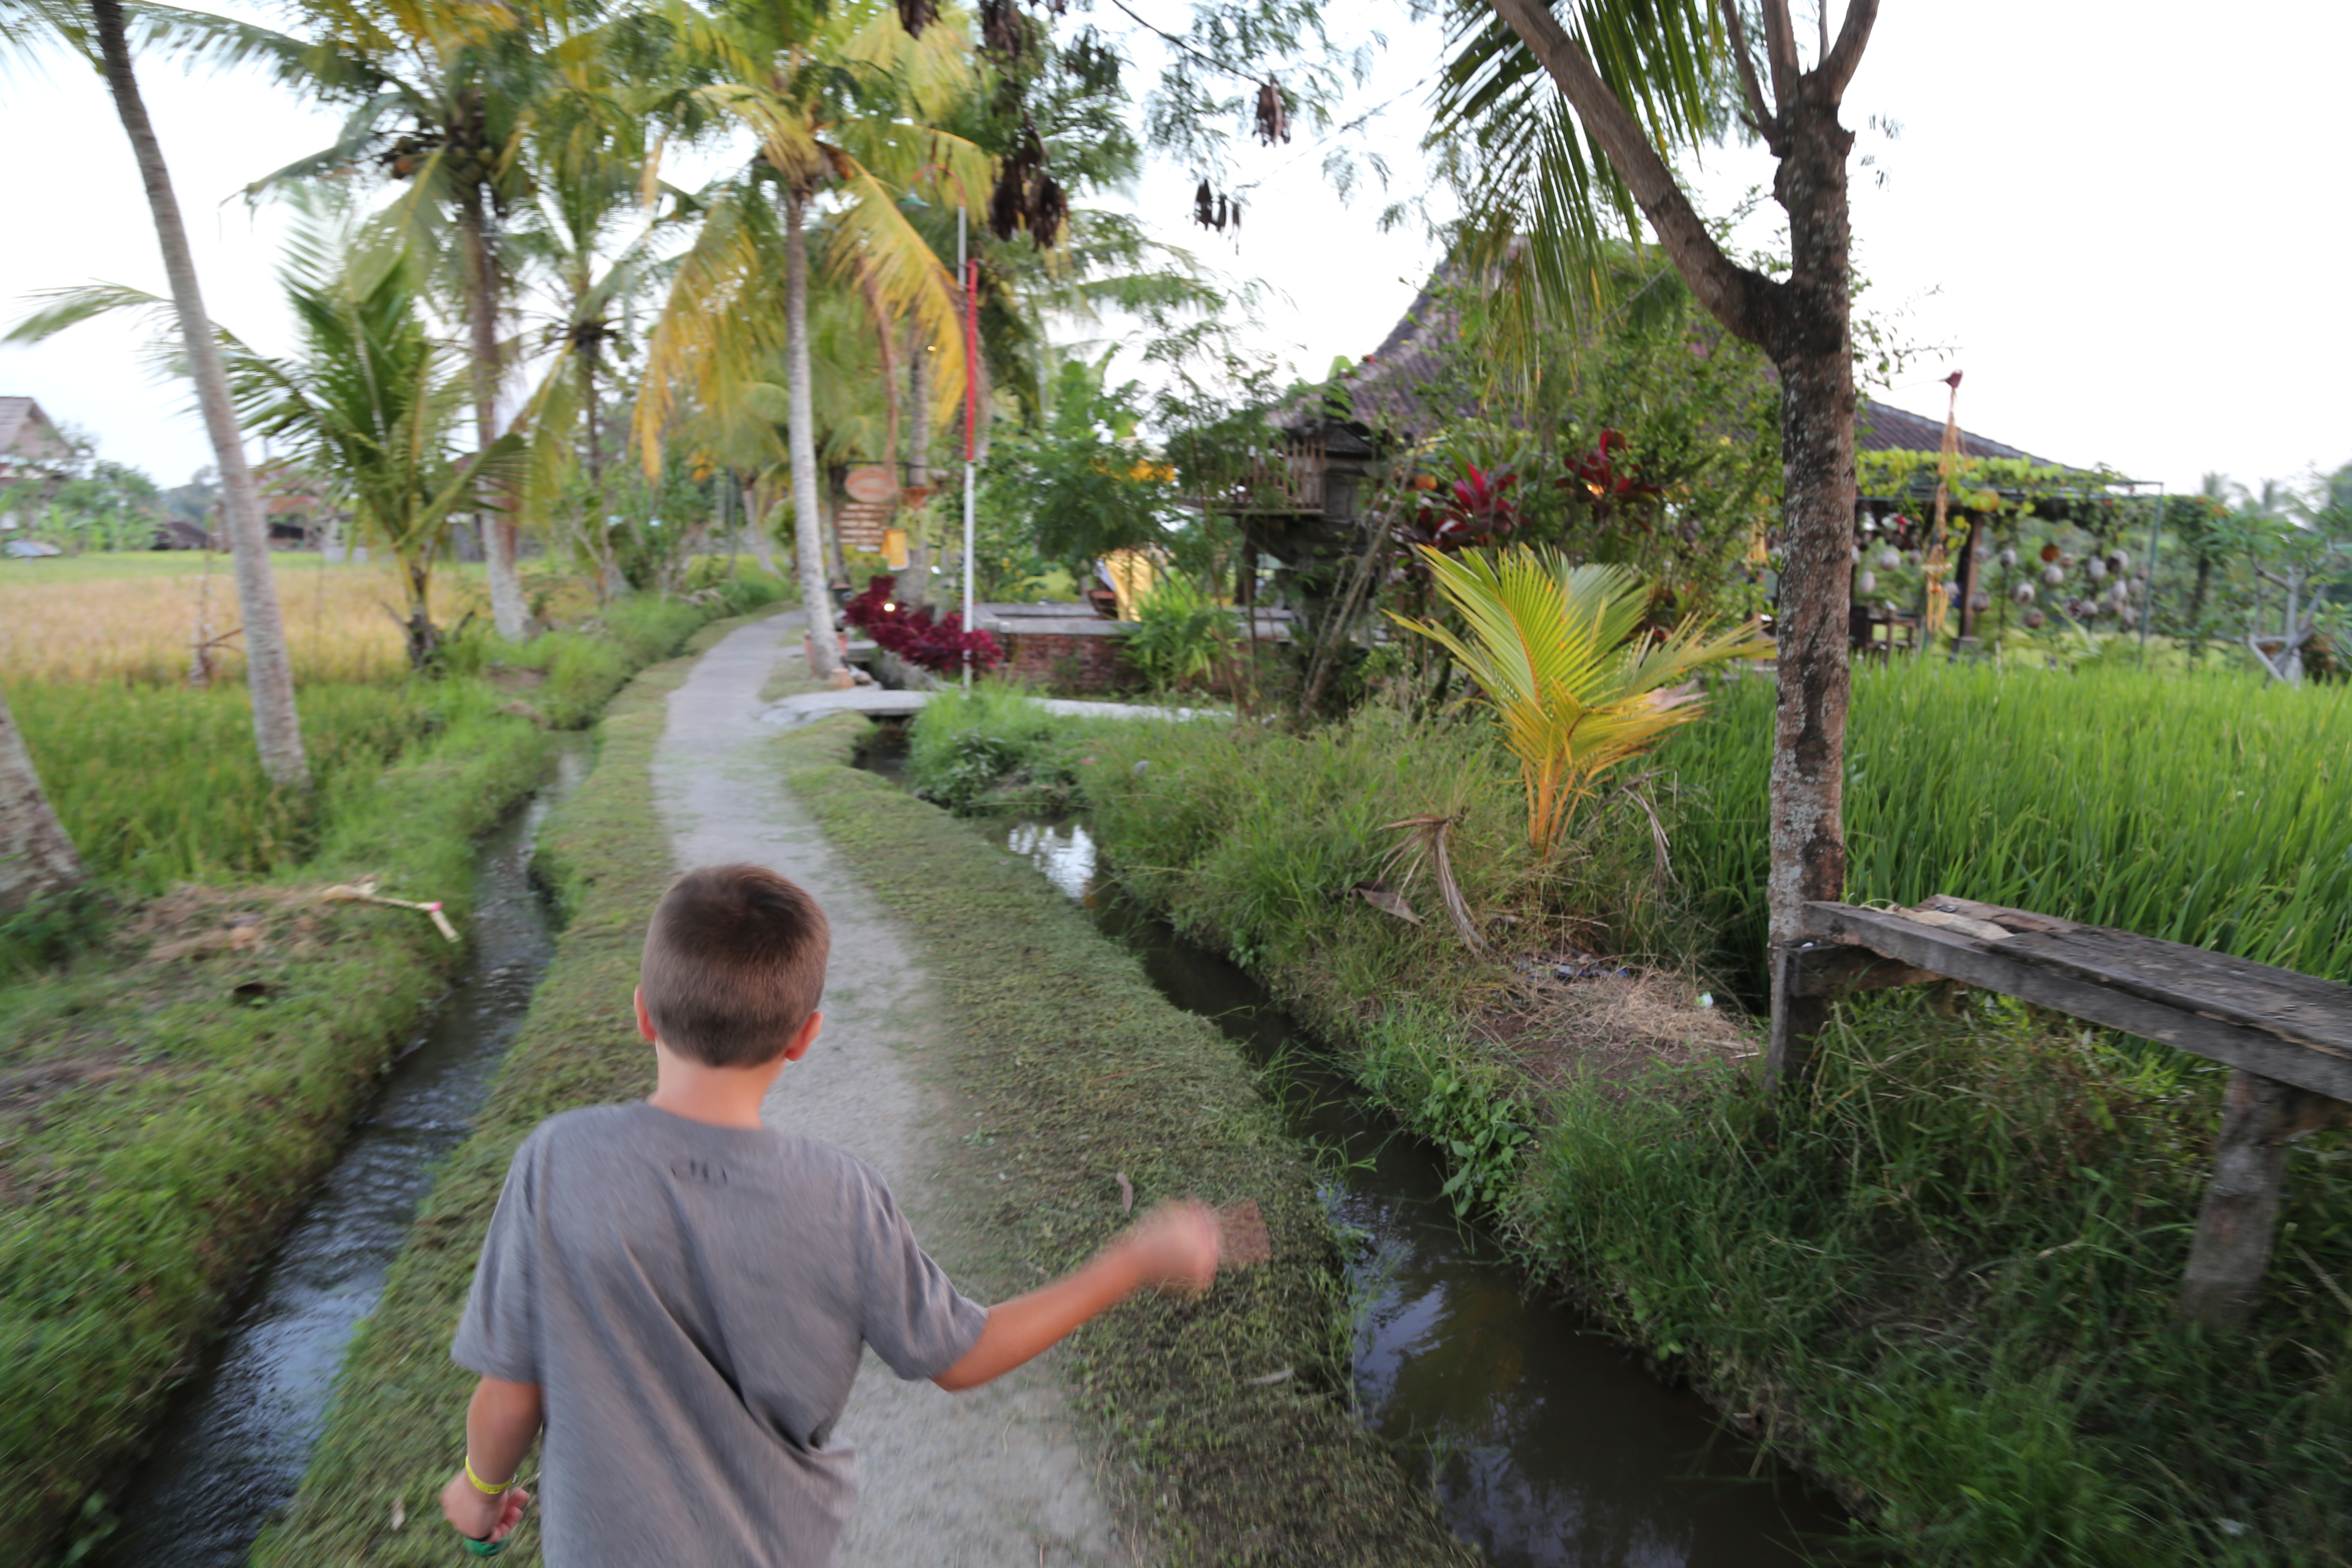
[1771,895,2352,1328]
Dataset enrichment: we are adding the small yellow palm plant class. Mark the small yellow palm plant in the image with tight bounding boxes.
[1390,545,1771,857]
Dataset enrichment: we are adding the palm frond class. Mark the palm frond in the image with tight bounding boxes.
[1390,543,1767,854]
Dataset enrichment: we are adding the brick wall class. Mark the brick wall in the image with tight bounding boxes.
[998,629,1137,694]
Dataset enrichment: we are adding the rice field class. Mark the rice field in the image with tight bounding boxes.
[1663,661,2352,993]
[0,552,487,686]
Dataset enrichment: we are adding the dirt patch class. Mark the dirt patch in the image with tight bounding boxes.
[1480,962,1754,1090]
[116,880,451,965]
[484,665,548,692]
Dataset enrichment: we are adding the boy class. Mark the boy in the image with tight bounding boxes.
[438,862,1220,1563]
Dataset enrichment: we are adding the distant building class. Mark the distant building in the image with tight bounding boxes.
[0,397,74,531]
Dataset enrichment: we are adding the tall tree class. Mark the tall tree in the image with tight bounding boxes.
[230,208,527,668]
[1441,0,1875,1049]
[639,0,993,678]
[258,0,577,641]
[66,0,311,787]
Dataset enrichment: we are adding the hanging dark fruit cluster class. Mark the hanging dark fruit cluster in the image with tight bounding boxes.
[377,130,442,180]
[988,124,1065,243]
[896,0,937,37]
[1192,181,1241,233]
[1254,80,1289,145]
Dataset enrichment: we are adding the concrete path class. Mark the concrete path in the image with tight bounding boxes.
[650,611,1127,1567]
[760,686,1227,729]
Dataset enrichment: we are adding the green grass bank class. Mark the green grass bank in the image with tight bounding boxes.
[906,670,2352,1567]
[0,588,778,1565]
[254,663,1464,1566]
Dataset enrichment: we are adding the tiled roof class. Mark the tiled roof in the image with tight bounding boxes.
[1854,399,2040,462]
[1323,276,2065,471]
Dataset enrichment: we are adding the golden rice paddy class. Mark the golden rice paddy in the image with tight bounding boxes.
[0,552,485,686]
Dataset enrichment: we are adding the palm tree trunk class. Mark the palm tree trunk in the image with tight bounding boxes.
[904,331,930,609]
[784,186,843,677]
[738,474,779,575]
[458,183,528,640]
[0,688,83,912]
[90,0,306,790]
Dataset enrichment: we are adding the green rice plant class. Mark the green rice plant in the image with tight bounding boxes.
[1662,661,2352,996]
[7,681,431,889]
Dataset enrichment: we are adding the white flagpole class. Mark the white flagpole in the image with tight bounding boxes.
[960,205,976,692]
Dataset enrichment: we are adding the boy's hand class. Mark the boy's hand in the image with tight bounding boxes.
[441,1470,532,1546]
[1115,1199,1221,1292]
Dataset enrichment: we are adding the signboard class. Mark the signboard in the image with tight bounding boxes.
[843,465,897,504]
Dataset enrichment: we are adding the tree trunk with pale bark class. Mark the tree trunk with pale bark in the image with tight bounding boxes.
[1485,0,1872,1011]
[784,187,843,677]
[0,690,82,912]
[90,0,307,790]
[459,184,529,640]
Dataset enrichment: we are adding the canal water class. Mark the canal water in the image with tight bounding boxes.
[94,733,594,1568]
[866,726,1841,1566]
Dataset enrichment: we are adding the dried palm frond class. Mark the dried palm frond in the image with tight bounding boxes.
[1380,814,1488,954]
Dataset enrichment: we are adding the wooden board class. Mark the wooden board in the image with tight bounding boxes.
[1797,900,2352,1103]
[835,499,894,553]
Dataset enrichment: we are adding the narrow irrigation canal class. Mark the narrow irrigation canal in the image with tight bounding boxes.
[864,735,1841,1567]
[95,734,594,1568]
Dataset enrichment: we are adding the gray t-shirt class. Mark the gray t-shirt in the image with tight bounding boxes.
[452,1102,987,1568]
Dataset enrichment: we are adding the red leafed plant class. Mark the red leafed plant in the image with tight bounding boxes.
[842,576,1003,675]
[1406,463,1522,551]
[1559,430,1663,527]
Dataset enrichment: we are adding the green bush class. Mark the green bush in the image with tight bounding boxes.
[903,682,1092,813]
[1123,573,1231,692]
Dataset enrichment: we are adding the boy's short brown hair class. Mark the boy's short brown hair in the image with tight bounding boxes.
[639,864,830,1067]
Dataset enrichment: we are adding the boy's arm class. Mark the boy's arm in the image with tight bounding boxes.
[439,1375,543,1543]
[933,1200,1219,1393]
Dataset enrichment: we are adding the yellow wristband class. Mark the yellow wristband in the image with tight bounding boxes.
[464,1455,514,1495]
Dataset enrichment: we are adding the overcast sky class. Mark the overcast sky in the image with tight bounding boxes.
[3,2,2346,497]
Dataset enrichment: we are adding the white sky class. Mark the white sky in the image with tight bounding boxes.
[3,1,2347,495]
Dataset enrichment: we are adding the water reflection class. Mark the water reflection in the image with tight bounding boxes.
[983,809,1839,1568]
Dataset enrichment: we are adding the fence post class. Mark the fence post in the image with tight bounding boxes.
[1766,942,1829,1090]
[2179,1069,2337,1328]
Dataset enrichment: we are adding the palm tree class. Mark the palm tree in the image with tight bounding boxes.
[234,206,527,667]
[637,0,993,677]
[6,0,309,788]
[508,64,680,597]
[255,0,581,642]
[1391,545,1769,856]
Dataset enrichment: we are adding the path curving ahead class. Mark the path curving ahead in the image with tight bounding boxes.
[649,612,1125,1567]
